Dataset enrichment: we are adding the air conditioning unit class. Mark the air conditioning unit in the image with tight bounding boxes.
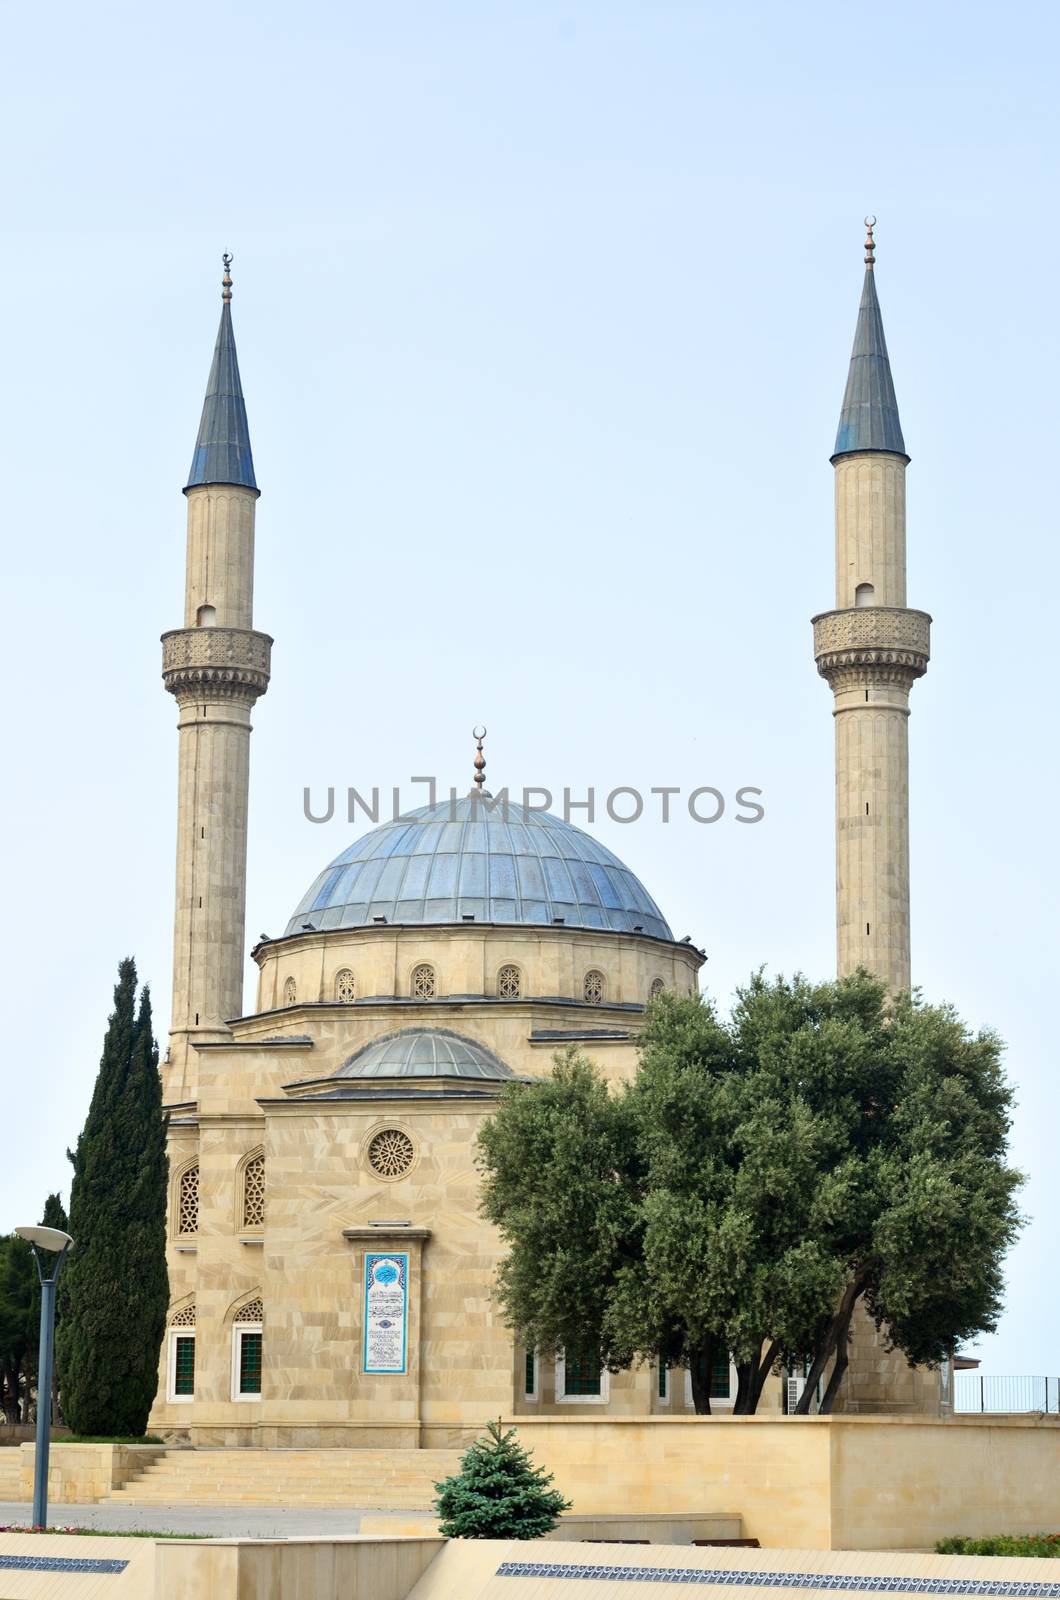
[786,1375,806,1414]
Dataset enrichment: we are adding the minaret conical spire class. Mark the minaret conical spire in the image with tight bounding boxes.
[164,256,271,1101]
[185,254,257,492]
[832,219,907,460]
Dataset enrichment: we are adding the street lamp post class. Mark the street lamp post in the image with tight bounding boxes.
[15,1226,74,1529]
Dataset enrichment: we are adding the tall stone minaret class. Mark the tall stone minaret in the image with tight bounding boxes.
[813,221,931,995]
[161,256,271,1102]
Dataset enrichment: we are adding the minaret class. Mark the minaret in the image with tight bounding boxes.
[161,256,271,1101]
[813,221,930,994]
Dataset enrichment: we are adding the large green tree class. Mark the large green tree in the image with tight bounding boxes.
[477,972,1022,1414]
[0,1233,34,1423]
[56,959,169,1436]
[0,1195,70,1424]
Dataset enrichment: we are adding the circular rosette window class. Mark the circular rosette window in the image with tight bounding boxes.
[367,1127,416,1180]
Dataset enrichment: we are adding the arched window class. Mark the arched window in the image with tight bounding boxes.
[411,963,436,1000]
[855,582,875,608]
[497,963,522,1000]
[168,1305,196,1402]
[177,1165,199,1236]
[649,977,666,1002]
[334,968,355,1004]
[283,976,297,1006]
[583,970,606,1005]
[196,603,216,627]
[232,1297,263,1400]
[242,1154,265,1230]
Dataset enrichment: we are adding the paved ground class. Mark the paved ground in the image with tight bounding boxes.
[0,1501,415,1537]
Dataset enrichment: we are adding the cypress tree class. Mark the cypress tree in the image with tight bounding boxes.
[56,959,170,1436]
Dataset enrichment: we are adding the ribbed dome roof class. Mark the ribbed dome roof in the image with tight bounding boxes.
[285,796,672,940]
[336,1029,513,1080]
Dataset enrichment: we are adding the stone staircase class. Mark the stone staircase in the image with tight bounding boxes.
[0,1449,23,1500]
[108,1447,462,1508]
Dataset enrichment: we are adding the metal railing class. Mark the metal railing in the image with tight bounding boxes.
[954,1374,1060,1414]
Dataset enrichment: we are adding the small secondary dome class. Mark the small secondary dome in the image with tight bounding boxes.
[336,1028,513,1081]
[286,796,672,941]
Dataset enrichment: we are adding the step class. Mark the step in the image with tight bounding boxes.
[105,1446,462,1507]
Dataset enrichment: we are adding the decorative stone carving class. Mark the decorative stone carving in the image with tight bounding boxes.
[368,1128,416,1179]
[411,963,436,1000]
[177,1165,199,1236]
[497,963,521,999]
[162,626,272,703]
[170,1303,196,1327]
[812,607,930,691]
[242,1154,265,1230]
[583,969,605,1004]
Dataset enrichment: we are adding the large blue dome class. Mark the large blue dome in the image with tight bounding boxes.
[285,795,672,941]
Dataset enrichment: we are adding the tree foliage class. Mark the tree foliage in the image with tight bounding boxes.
[56,959,169,1436]
[0,1195,71,1424]
[434,1419,571,1538]
[0,1233,35,1423]
[477,971,1023,1413]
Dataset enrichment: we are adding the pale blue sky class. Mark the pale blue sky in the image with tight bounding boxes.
[1,0,1056,1373]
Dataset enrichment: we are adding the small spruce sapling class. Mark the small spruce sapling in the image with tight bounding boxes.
[434,1419,571,1539]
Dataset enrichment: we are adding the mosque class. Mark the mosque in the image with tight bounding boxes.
[152,228,937,1445]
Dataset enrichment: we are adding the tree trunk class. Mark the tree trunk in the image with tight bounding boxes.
[794,1277,865,1414]
[688,1338,714,1415]
[0,1362,17,1425]
[733,1361,753,1413]
[745,1340,781,1414]
[818,1296,857,1414]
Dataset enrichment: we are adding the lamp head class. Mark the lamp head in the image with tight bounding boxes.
[15,1226,73,1254]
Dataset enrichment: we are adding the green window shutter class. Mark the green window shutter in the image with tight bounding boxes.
[239,1331,262,1395]
[174,1336,195,1396]
[658,1363,668,1399]
[563,1348,601,1397]
[524,1349,536,1396]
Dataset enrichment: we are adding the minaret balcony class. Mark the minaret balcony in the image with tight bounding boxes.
[812,606,930,693]
[162,626,272,702]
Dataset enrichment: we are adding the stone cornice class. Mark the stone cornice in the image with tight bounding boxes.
[342,1226,432,1241]
[162,626,272,703]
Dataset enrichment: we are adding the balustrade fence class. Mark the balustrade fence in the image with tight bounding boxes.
[954,1374,1060,1414]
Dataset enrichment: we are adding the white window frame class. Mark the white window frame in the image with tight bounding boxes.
[166,1328,196,1404]
[555,1350,610,1405]
[684,1358,737,1411]
[231,1321,263,1403]
[523,1346,539,1403]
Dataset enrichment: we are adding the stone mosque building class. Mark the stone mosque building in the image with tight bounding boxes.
[152,229,936,1445]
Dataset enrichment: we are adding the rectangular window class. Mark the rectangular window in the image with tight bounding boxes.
[658,1362,668,1400]
[524,1349,536,1399]
[238,1330,262,1396]
[694,1350,731,1400]
[688,1351,731,1404]
[563,1347,602,1397]
[174,1335,195,1397]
